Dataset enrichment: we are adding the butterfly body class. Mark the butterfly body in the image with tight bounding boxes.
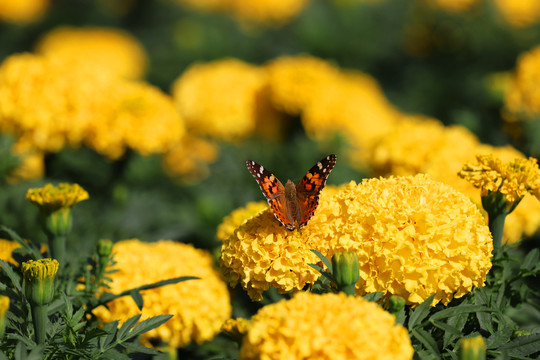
[246,154,337,230]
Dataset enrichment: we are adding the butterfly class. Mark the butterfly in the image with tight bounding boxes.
[246,154,337,231]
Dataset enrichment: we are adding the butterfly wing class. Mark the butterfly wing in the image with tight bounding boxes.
[246,160,295,230]
[295,154,337,229]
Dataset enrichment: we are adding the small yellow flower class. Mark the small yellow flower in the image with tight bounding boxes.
[0,0,49,23]
[240,292,413,360]
[493,0,540,27]
[216,201,268,242]
[221,318,250,342]
[93,239,231,348]
[459,155,540,203]
[26,183,89,212]
[459,336,486,360]
[0,239,23,266]
[0,295,9,315]
[22,258,59,305]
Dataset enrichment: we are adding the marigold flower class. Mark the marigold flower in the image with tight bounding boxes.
[459,155,540,203]
[26,183,89,212]
[22,258,59,306]
[35,26,148,79]
[172,58,281,141]
[216,201,268,242]
[7,140,44,183]
[221,176,492,305]
[162,135,219,184]
[240,292,413,360]
[221,318,250,342]
[0,295,9,339]
[459,336,486,360]
[493,0,540,27]
[92,239,231,348]
[0,0,49,23]
[0,239,21,265]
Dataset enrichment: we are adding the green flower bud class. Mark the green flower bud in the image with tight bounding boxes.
[332,251,360,296]
[0,295,9,339]
[458,336,486,360]
[97,239,114,258]
[387,295,406,316]
[512,330,532,339]
[22,258,59,306]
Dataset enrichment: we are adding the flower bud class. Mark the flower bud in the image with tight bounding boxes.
[387,295,406,316]
[22,258,59,306]
[97,239,114,258]
[458,336,486,360]
[331,251,360,296]
[0,295,9,339]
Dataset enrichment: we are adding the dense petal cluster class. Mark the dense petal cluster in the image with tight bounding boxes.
[35,26,148,79]
[26,183,89,211]
[216,201,268,242]
[172,58,281,141]
[93,239,231,348]
[504,45,540,122]
[240,292,413,360]
[0,53,184,160]
[459,155,540,202]
[0,0,48,23]
[221,177,492,305]
[173,0,309,25]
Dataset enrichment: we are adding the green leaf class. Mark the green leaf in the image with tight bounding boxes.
[0,225,41,260]
[408,294,436,330]
[308,264,335,283]
[99,320,118,349]
[123,341,162,354]
[411,328,441,359]
[521,249,539,272]
[498,334,540,357]
[130,290,144,311]
[429,305,489,322]
[444,311,469,348]
[126,315,173,340]
[0,259,22,292]
[131,276,199,292]
[310,249,332,272]
[117,314,141,340]
[100,349,130,360]
[363,292,384,302]
[474,290,495,334]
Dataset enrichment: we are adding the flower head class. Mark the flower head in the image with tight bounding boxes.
[493,0,540,27]
[35,26,148,79]
[459,155,540,203]
[92,239,231,348]
[26,183,88,213]
[216,201,268,242]
[221,318,250,342]
[221,176,492,306]
[22,258,59,305]
[0,0,48,23]
[240,292,413,360]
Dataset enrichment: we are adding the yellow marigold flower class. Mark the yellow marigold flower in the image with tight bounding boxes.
[226,0,310,25]
[0,239,21,265]
[6,140,44,183]
[459,155,540,203]
[26,183,88,212]
[216,201,268,242]
[493,0,540,27]
[0,295,8,315]
[93,239,231,348]
[162,135,218,184]
[240,292,413,360]
[221,177,492,305]
[424,0,480,12]
[221,317,250,342]
[84,81,185,160]
[35,26,148,79]
[0,0,48,23]
[172,58,281,141]
[504,45,540,123]
[302,71,400,166]
[265,55,343,115]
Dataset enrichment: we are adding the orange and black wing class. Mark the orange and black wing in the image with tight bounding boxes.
[295,154,337,229]
[246,160,294,230]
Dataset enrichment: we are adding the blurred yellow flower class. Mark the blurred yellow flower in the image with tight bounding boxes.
[0,239,21,265]
[162,135,218,183]
[35,26,148,79]
[216,201,268,242]
[493,0,540,27]
[93,239,231,348]
[7,140,44,183]
[459,155,540,203]
[221,177,492,305]
[84,81,185,160]
[240,292,413,360]
[0,0,48,23]
[424,0,480,12]
[265,55,343,115]
[26,183,89,212]
[504,45,540,123]
[221,317,250,342]
[172,58,281,141]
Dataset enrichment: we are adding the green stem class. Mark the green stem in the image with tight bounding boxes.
[339,284,357,297]
[488,212,507,250]
[50,235,66,265]
[31,304,48,344]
